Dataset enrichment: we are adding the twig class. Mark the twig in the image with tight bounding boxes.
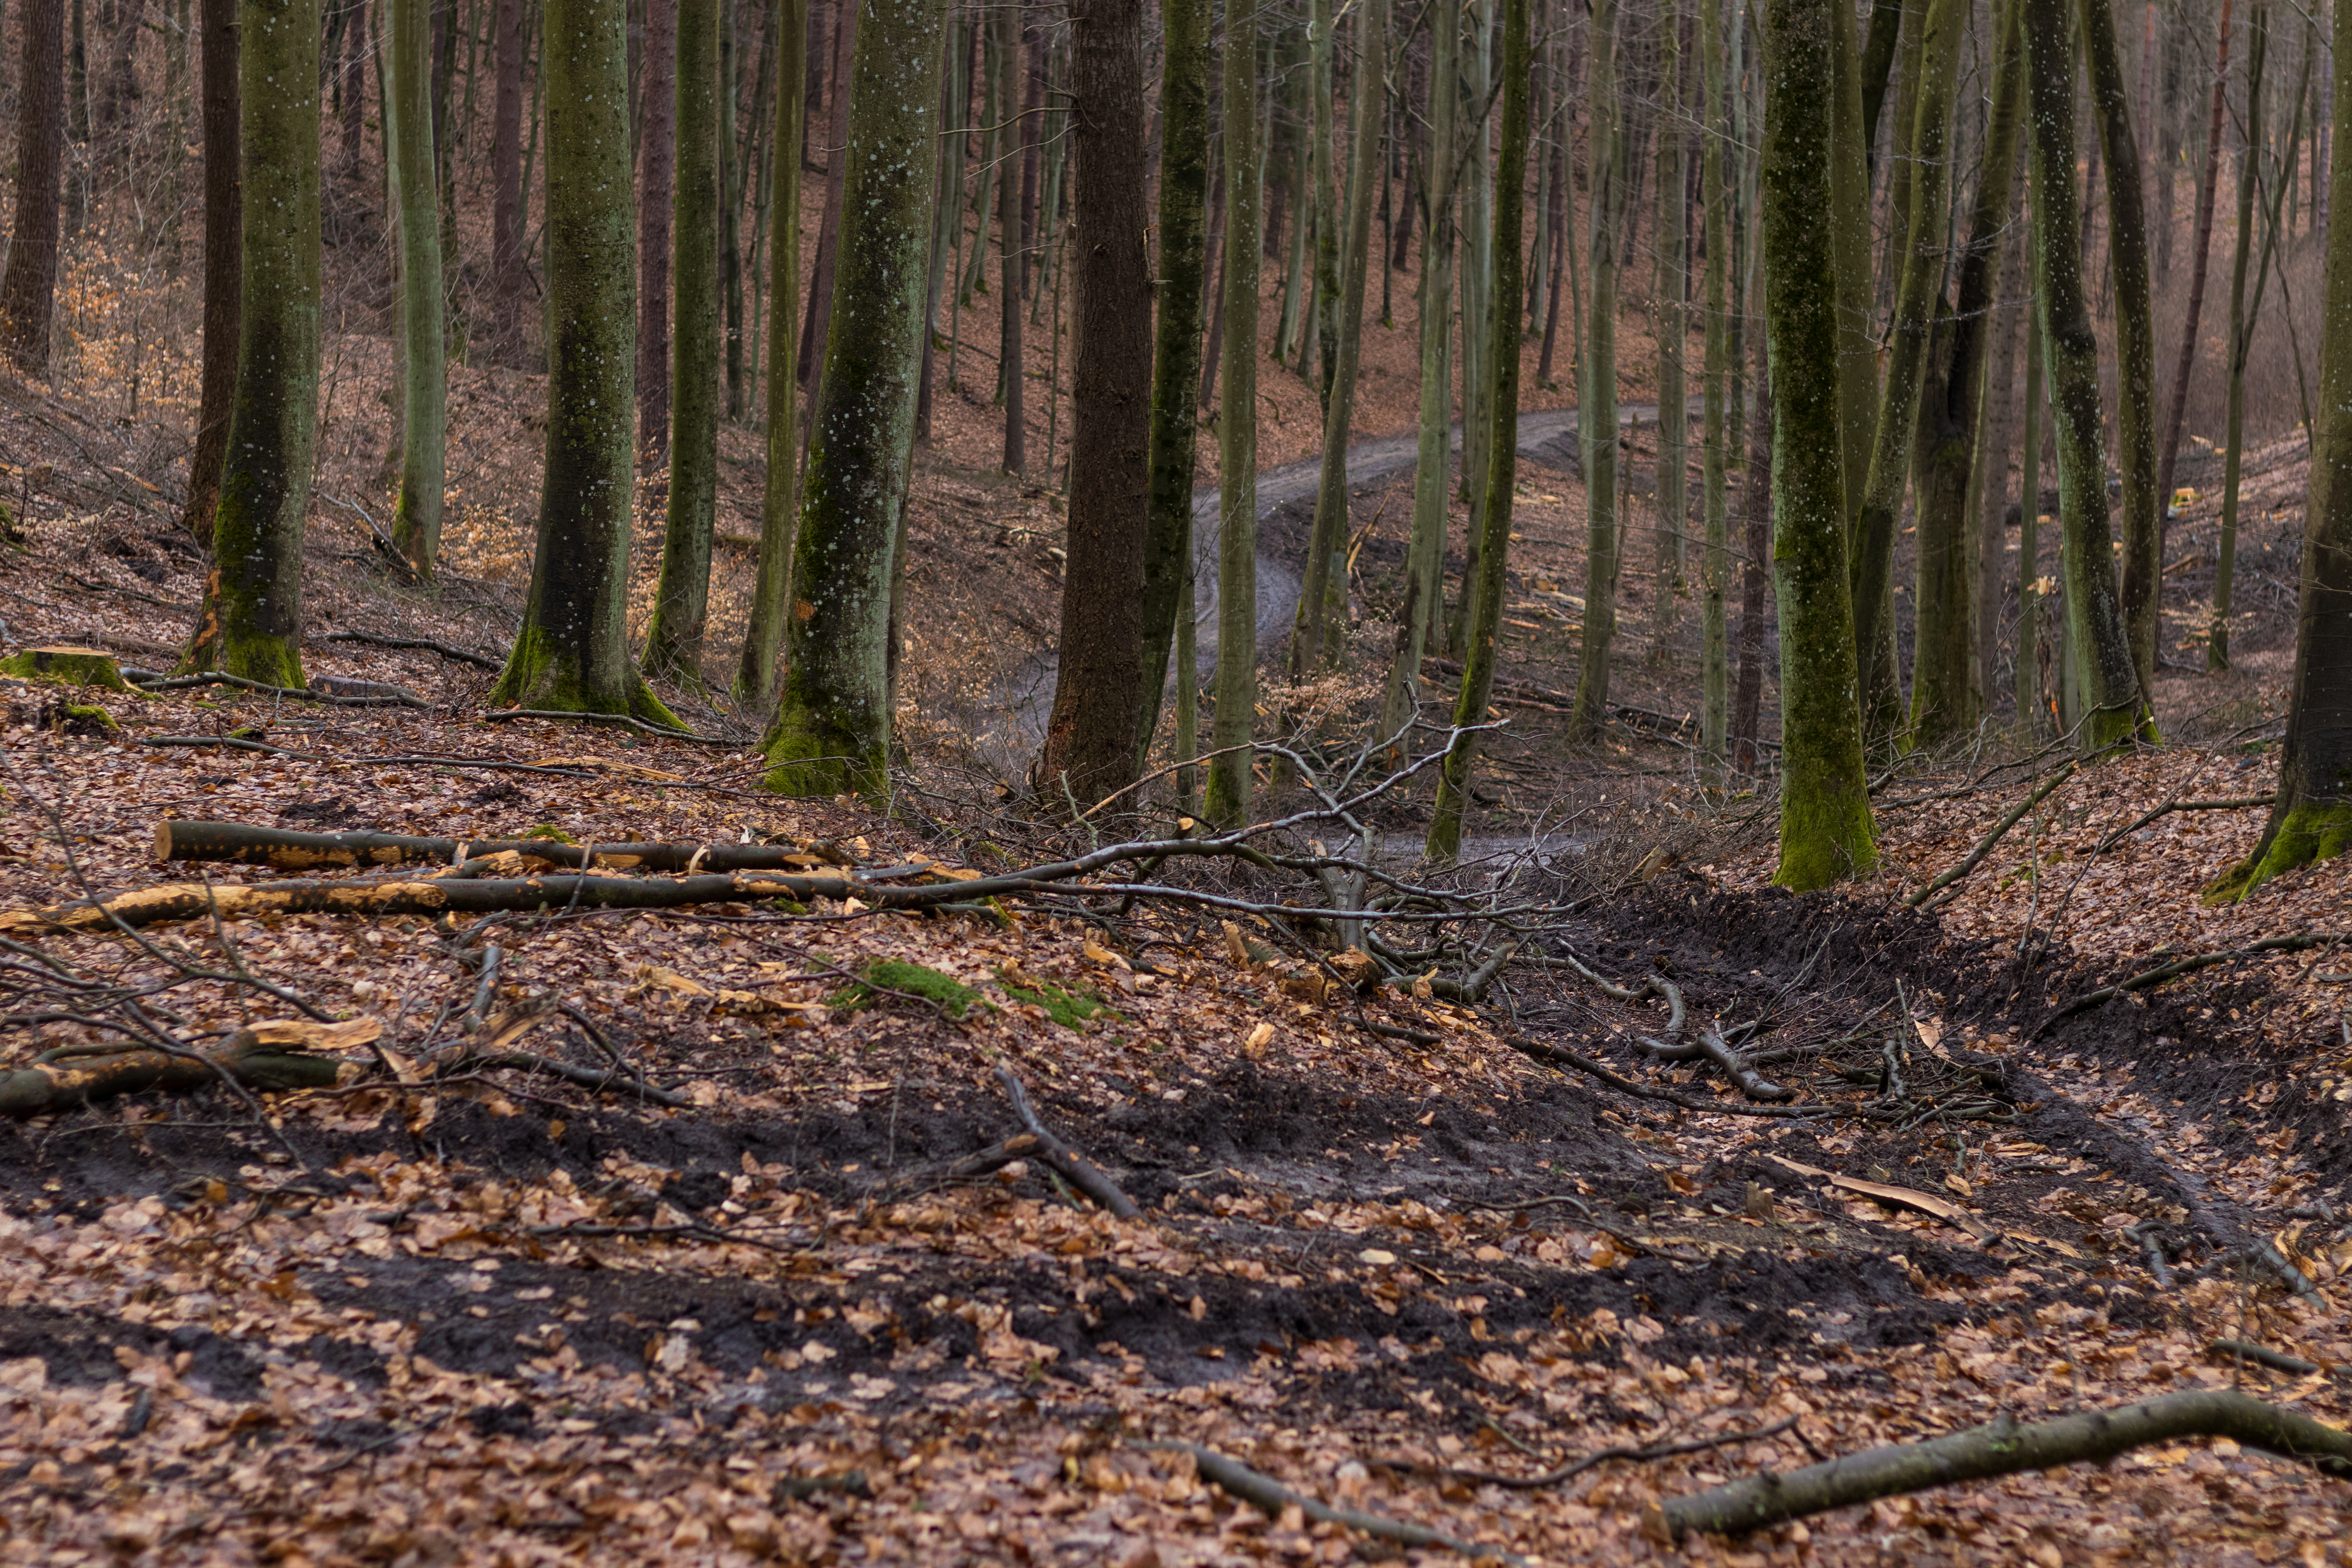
[1699,1025,1793,1101]
[1140,1441,1529,1566]
[2095,793,2276,852]
[2033,933,2344,1039]
[463,1049,690,1107]
[1908,765,2076,907]
[1400,1415,1802,1492]
[314,630,503,671]
[132,671,429,708]
[482,708,731,745]
[1500,1029,1858,1120]
[996,1065,1140,1219]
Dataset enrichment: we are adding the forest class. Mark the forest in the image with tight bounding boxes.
[0,0,2350,1560]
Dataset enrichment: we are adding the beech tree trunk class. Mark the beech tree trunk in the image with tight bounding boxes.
[1650,0,1686,662]
[387,0,447,577]
[492,0,527,345]
[1204,0,1262,828]
[1569,0,1620,739]
[180,0,239,541]
[760,0,946,797]
[1699,0,1730,782]
[1034,0,1151,811]
[733,0,806,707]
[636,0,677,462]
[0,0,65,375]
[2155,0,2235,522]
[185,0,322,688]
[2210,0,2269,673]
[996,0,1024,472]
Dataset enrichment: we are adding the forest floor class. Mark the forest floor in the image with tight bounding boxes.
[3,339,2350,1568]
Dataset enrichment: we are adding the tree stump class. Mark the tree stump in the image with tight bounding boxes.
[1,646,133,691]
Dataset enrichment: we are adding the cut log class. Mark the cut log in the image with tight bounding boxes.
[1657,1390,2352,1540]
[1,646,133,691]
[154,819,861,875]
[0,1029,341,1118]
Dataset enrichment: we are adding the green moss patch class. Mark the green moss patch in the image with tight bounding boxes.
[829,960,987,1020]
[996,969,1118,1030]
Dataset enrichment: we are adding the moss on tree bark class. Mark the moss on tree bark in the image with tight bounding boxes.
[386,0,446,577]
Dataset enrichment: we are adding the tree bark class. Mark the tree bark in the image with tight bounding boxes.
[489,0,681,727]
[180,0,239,541]
[1651,0,1688,662]
[1730,368,1773,773]
[793,0,853,389]
[1569,0,1620,739]
[2021,0,2153,750]
[636,0,677,462]
[760,0,946,797]
[1426,0,1528,861]
[996,0,1024,471]
[0,0,65,376]
[733,0,806,707]
[2155,0,2235,526]
[492,0,527,345]
[1133,0,1210,760]
[1204,0,1262,828]
[2212,0,2352,897]
[185,0,321,688]
[387,0,448,577]
[2210,0,2272,673]
[1308,0,1342,407]
[1699,0,1729,783]
[1759,0,1877,889]
[644,0,721,681]
[1033,0,1150,811]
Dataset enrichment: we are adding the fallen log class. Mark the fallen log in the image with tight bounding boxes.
[154,819,860,875]
[1656,1390,2352,1541]
[997,1066,1141,1219]
[0,1029,341,1118]
[1141,1441,1528,1566]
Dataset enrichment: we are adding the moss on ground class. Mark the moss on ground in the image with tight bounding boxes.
[830,960,987,1020]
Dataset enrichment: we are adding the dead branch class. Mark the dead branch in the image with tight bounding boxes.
[2096,793,2277,853]
[0,1028,339,1118]
[1907,765,2075,907]
[1699,1025,1793,1101]
[1141,1441,1528,1566]
[1499,1029,1856,1120]
[154,819,860,875]
[141,742,600,777]
[2033,933,2344,1039]
[482,708,731,745]
[1396,1415,1801,1492]
[996,1066,1141,1219]
[2210,1339,2328,1377]
[1657,1390,2352,1541]
[313,630,503,670]
[461,1049,690,1107]
[132,670,429,708]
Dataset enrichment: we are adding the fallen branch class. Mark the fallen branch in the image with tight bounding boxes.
[2096,793,2277,853]
[1142,1441,1528,1566]
[1500,1029,1853,1120]
[483,708,730,745]
[2210,1339,2327,1377]
[1657,1390,2352,1541]
[1907,765,2075,907]
[139,740,599,777]
[2033,933,2344,1039]
[154,819,860,875]
[314,630,503,671]
[1699,1025,1793,1101]
[131,670,429,708]
[461,1049,689,1107]
[996,1066,1140,1219]
[0,1028,339,1118]
[1400,1415,1801,1492]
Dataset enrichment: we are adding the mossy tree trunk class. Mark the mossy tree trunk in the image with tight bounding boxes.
[180,0,239,544]
[1760,0,1878,889]
[1292,0,1383,675]
[1906,0,2027,746]
[186,0,320,687]
[643,0,721,682]
[1569,0,1620,739]
[491,0,528,347]
[1827,0,1877,526]
[2212,0,2352,898]
[1308,0,1341,407]
[2156,0,2234,527]
[2080,0,2161,697]
[1034,0,1151,811]
[636,0,676,464]
[386,0,447,577]
[1699,0,1730,784]
[1848,0,1959,746]
[1133,0,1209,760]
[1204,0,1262,828]
[1426,0,1528,861]
[759,0,946,796]
[490,0,681,727]
[1651,0,1686,663]
[734,0,806,708]
[2211,0,2269,673]
[2021,0,2153,750]
[0,0,64,375]
[1377,0,1457,750]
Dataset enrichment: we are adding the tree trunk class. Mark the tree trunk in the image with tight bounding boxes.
[1133,0,1210,760]
[1651,0,1687,661]
[637,0,677,462]
[185,0,321,687]
[794,0,853,390]
[1827,0,1877,526]
[0,0,65,376]
[1034,0,1150,811]
[2156,0,2236,523]
[180,0,239,541]
[759,0,946,796]
[2211,0,2270,673]
[340,0,367,168]
[2016,280,2044,728]
[720,0,744,417]
[490,0,681,726]
[1376,0,1457,750]
[733,0,805,707]
[2080,0,2161,697]
[1292,0,1384,674]
[492,0,526,345]
[1308,0,1342,407]
[1973,183,2029,717]
[97,0,147,166]
[1759,0,1878,889]
[996,0,1024,471]
[1730,367,1772,773]
[1204,0,1262,828]
[1427,0,1529,862]
[2020,0,2151,750]
[1699,0,1729,783]
[1569,0,1620,738]
[386,0,447,577]
[2211,0,2352,897]
[644,0,720,681]
[1906,0,2027,745]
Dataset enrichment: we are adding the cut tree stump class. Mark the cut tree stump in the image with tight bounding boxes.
[1,646,133,691]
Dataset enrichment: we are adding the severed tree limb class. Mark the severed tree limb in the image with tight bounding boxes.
[1499,1029,1856,1120]
[0,1029,340,1118]
[141,741,600,777]
[2096,793,2276,853]
[482,708,732,745]
[996,1066,1141,1219]
[1699,1025,1793,1101]
[1141,1441,1529,1566]
[1907,765,2075,907]
[132,670,430,708]
[2210,1339,2328,1377]
[2032,933,2345,1040]
[313,630,503,670]
[1658,1391,2352,1541]
[460,1049,690,1107]
[154,819,861,875]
